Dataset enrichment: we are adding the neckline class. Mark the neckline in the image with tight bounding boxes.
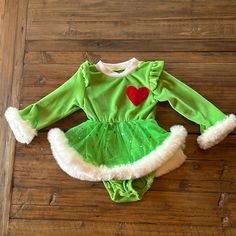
[95,57,141,78]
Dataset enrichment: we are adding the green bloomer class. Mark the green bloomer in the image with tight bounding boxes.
[5,57,236,203]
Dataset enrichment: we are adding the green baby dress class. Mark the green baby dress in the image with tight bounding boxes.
[5,57,236,203]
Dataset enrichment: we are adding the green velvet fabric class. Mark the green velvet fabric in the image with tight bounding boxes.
[18,59,227,203]
[156,71,227,133]
[65,119,170,167]
[103,171,156,203]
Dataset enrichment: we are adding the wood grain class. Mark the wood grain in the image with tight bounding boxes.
[25,39,236,52]
[0,0,28,235]
[27,0,236,21]
[24,51,236,64]
[9,190,227,225]
[9,219,236,236]
[1,0,236,235]
[27,19,236,40]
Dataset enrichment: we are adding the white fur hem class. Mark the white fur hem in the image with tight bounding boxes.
[197,114,236,150]
[4,106,37,144]
[155,148,187,177]
[47,125,187,181]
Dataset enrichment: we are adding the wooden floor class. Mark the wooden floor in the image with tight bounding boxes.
[1,1,236,235]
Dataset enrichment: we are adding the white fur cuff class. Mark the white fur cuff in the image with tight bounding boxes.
[197,114,236,150]
[4,106,37,144]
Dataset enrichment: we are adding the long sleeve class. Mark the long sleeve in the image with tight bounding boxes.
[5,63,87,144]
[155,70,236,149]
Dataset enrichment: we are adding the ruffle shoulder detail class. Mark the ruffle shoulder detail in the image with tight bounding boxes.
[78,61,90,87]
[148,60,165,100]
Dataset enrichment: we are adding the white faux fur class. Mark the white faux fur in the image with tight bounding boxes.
[155,148,187,177]
[47,125,188,181]
[197,114,236,150]
[4,106,37,144]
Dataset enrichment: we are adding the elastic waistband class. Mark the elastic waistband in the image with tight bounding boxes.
[85,119,157,124]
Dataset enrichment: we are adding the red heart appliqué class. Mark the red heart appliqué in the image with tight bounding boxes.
[126,86,149,106]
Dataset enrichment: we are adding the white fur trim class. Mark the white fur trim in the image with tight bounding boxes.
[47,125,187,181]
[155,148,187,177]
[197,114,236,150]
[4,106,37,144]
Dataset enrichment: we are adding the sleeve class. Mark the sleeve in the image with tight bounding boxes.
[4,63,87,144]
[154,67,236,150]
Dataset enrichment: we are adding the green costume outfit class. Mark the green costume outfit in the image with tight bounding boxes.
[5,57,236,203]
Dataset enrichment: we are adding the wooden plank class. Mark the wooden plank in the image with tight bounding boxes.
[0,0,5,60]
[26,19,236,40]
[27,0,236,21]
[9,191,228,227]
[0,2,9,235]
[0,0,28,235]
[10,179,236,205]
[25,39,236,52]
[9,219,234,236]
[24,51,236,64]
